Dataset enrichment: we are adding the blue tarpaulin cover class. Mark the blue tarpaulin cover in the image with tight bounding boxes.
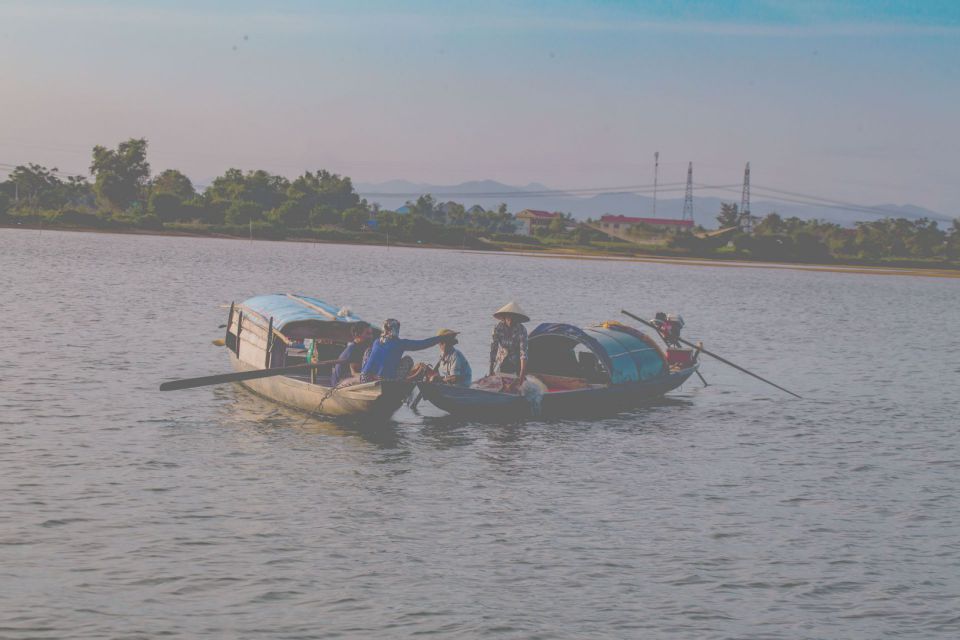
[530,322,664,384]
[239,294,365,340]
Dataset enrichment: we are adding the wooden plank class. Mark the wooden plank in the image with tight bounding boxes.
[265,316,273,368]
[237,332,268,351]
[225,302,235,347]
[233,305,292,345]
[238,338,266,367]
[235,310,243,357]
[285,293,338,320]
[232,314,268,340]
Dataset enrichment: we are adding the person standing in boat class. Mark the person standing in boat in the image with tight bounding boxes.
[488,302,530,387]
[431,329,472,387]
[330,321,373,387]
[651,312,684,348]
[360,318,443,383]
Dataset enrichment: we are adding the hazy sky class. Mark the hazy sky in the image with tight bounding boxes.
[1,0,958,213]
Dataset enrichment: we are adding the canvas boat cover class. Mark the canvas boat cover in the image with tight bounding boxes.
[239,294,365,340]
[529,322,665,384]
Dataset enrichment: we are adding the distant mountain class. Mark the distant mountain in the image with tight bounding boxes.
[356,180,952,228]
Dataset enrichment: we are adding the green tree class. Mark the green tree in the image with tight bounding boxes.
[946,219,960,259]
[905,218,945,258]
[410,194,436,219]
[205,168,288,212]
[90,138,151,212]
[548,217,567,235]
[152,169,195,200]
[267,201,303,228]
[8,164,63,210]
[754,212,784,235]
[149,192,185,223]
[341,207,370,231]
[446,202,466,226]
[225,200,265,225]
[716,202,740,228]
[309,204,341,227]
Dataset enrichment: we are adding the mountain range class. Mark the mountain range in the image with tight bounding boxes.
[355,179,952,229]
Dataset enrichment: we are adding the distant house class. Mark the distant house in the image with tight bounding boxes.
[598,215,694,233]
[515,209,563,236]
[394,205,411,214]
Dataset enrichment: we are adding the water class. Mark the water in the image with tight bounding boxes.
[2,228,959,639]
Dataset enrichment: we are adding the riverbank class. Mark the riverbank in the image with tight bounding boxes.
[4,222,959,278]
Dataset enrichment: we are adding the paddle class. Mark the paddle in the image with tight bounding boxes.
[409,356,443,411]
[159,359,346,392]
[620,309,802,399]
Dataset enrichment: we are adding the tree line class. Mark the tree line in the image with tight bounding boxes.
[1,138,958,264]
[669,202,960,263]
[0,138,543,246]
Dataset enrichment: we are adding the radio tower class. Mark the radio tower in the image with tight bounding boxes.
[682,162,694,223]
[740,161,752,233]
[652,151,659,217]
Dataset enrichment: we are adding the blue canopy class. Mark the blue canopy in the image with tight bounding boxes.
[239,294,365,341]
[529,322,665,384]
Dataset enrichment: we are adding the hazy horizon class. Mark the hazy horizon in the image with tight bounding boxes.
[1,0,958,214]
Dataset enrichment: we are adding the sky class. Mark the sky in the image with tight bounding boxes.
[0,0,958,214]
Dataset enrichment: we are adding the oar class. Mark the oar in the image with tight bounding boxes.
[409,357,443,411]
[620,309,802,399]
[159,359,346,392]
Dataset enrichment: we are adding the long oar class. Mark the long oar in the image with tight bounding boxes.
[159,359,345,392]
[620,309,802,399]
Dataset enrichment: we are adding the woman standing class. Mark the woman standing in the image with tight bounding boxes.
[488,302,530,387]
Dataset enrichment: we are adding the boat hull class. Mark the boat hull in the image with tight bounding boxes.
[228,353,413,420]
[418,367,697,420]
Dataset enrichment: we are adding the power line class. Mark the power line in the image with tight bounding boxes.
[697,182,915,218]
[359,181,690,199]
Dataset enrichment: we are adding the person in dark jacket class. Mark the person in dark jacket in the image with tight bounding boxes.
[330,321,373,387]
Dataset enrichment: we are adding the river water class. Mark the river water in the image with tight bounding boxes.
[2,229,959,639]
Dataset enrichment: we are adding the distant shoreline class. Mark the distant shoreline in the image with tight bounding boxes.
[4,222,959,279]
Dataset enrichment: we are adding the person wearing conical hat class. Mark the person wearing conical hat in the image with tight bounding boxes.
[433,329,472,388]
[489,302,530,386]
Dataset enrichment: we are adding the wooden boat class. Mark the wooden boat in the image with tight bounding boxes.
[223,294,413,420]
[416,321,698,419]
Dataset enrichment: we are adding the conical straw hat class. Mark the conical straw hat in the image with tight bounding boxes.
[493,302,530,323]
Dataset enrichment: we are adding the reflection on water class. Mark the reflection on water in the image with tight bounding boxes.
[214,384,406,449]
[2,230,959,639]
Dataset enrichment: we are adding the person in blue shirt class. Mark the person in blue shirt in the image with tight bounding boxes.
[330,321,373,387]
[360,318,443,383]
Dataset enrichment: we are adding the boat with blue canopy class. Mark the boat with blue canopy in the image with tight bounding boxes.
[222,293,413,419]
[416,320,698,419]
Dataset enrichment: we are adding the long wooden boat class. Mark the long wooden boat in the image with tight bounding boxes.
[223,294,413,420]
[416,321,698,419]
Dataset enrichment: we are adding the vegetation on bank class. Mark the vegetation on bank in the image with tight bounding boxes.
[1,138,958,267]
[671,203,960,265]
